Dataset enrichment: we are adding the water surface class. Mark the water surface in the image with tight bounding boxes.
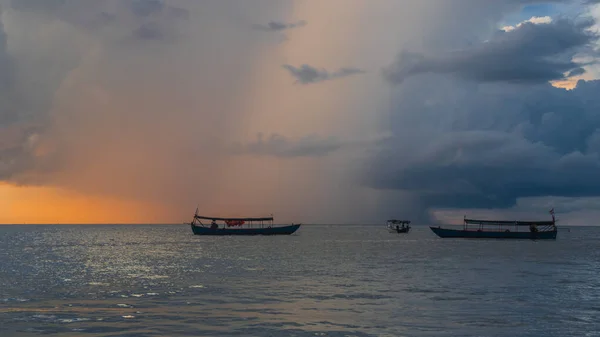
[0,225,598,336]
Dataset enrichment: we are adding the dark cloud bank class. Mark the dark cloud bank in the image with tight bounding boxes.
[384,18,596,84]
[367,15,600,213]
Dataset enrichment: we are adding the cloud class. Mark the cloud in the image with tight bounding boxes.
[1,0,598,225]
[370,1,600,219]
[134,22,163,40]
[0,124,43,180]
[0,0,196,181]
[8,0,111,29]
[282,64,365,84]
[365,76,600,211]
[127,0,190,41]
[8,0,188,38]
[567,67,586,76]
[1,0,400,225]
[9,0,66,13]
[502,15,553,31]
[434,193,600,225]
[0,6,51,180]
[252,20,306,32]
[10,0,188,21]
[0,15,14,101]
[230,133,343,158]
[384,18,597,84]
[130,0,164,17]
[0,2,290,187]
[514,195,600,213]
[129,0,189,19]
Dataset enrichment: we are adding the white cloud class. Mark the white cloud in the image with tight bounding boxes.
[502,16,553,32]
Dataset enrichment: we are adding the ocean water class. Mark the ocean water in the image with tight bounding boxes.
[0,224,598,337]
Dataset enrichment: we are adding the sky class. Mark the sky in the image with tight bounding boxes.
[0,0,600,225]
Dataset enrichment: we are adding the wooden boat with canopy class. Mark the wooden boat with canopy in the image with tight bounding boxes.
[189,209,300,236]
[430,209,558,240]
[387,220,411,233]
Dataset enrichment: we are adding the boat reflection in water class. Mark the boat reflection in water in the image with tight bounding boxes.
[430,208,558,240]
[188,208,300,236]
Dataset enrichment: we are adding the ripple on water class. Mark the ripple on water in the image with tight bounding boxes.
[58,318,90,323]
[31,314,57,320]
[1,298,30,302]
[430,295,469,301]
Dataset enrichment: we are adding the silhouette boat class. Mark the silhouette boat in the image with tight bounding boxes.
[189,209,300,236]
[430,209,558,240]
[387,220,411,233]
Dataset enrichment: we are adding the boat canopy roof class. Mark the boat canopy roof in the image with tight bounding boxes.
[388,219,411,224]
[195,215,274,221]
[465,218,554,226]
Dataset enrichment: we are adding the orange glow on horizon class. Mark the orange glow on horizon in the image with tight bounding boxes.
[0,183,172,224]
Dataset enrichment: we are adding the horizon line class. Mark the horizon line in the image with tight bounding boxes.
[0,223,589,226]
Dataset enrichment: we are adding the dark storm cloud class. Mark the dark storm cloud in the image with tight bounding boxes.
[384,18,597,84]
[282,64,365,84]
[374,9,600,212]
[252,20,306,32]
[369,131,600,208]
[231,133,343,158]
[366,77,600,209]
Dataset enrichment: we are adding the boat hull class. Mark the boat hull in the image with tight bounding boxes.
[430,227,557,240]
[191,224,300,236]
[388,227,410,233]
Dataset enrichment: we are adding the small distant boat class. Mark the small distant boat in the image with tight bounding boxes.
[387,220,411,233]
[188,208,300,236]
[430,209,557,240]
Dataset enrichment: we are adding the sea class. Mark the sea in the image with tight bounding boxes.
[0,224,598,337]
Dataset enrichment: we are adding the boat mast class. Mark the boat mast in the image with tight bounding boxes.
[192,206,199,225]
